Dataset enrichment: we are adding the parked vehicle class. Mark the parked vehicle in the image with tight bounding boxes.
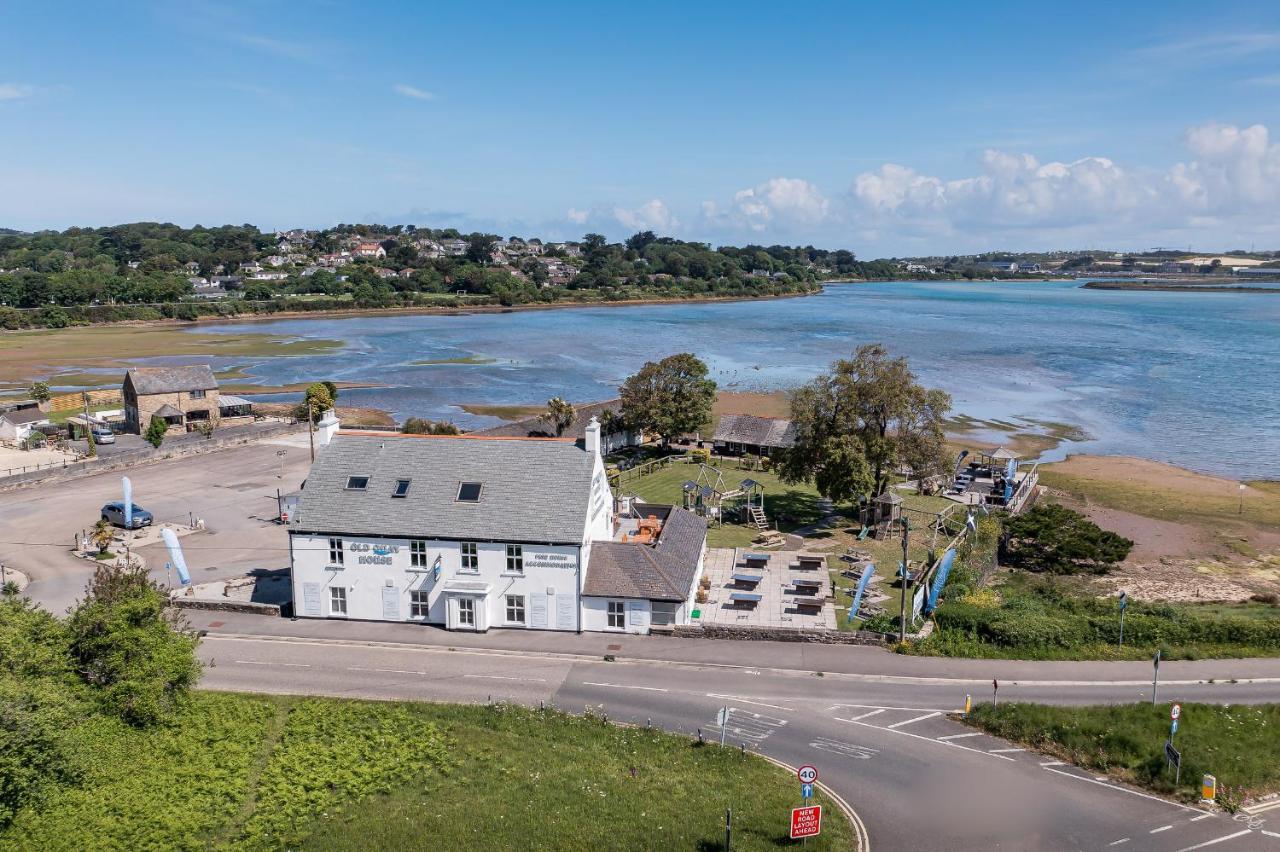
[91,426,115,444]
[101,501,153,528]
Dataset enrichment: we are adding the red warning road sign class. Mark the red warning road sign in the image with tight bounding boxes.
[790,805,822,839]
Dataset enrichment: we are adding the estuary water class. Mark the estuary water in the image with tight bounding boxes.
[193,280,1280,479]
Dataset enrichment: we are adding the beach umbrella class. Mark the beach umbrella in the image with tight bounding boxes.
[122,476,133,528]
[161,528,191,586]
[848,564,875,623]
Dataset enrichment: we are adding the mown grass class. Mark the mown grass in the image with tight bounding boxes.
[1,693,850,851]
[965,702,1280,806]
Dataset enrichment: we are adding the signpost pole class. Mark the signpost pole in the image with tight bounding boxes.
[993,678,998,708]
[898,518,909,643]
[1152,650,1161,705]
[725,808,731,852]
[1118,591,1127,649]
[719,706,728,747]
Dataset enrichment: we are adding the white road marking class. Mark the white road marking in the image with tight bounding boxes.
[1040,761,1066,767]
[1176,829,1253,850]
[234,660,310,667]
[1040,765,1203,813]
[837,716,1017,761]
[709,709,788,744]
[1108,839,1130,846]
[809,737,878,760]
[1151,825,1173,833]
[706,693,791,712]
[463,674,547,682]
[349,666,424,675]
[829,702,948,713]
[581,681,668,692]
[1246,800,1280,815]
[1260,829,1280,838]
[1191,814,1215,822]
[847,709,886,721]
[887,711,941,729]
[936,732,983,741]
[988,747,1025,754]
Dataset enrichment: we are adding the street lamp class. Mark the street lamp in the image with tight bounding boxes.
[898,516,910,643]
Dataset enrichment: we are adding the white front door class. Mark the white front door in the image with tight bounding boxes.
[458,597,476,628]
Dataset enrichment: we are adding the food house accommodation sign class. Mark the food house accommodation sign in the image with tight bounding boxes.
[524,552,577,571]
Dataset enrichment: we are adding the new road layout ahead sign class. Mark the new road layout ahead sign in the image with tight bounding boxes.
[790,805,822,839]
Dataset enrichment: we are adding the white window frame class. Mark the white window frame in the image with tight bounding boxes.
[505,544,523,574]
[329,586,347,616]
[458,597,476,627]
[607,600,626,630]
[410,539,427,568]
[328,537,344,566]
[409,589,430,618]
[505,594,526,625]
[460,541,478,572]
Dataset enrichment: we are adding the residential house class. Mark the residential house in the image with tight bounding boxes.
[711,414,796,457]
[442,239,468,256]
[182,261,201,275]
[264,255,288,267]
[122,365,253,435]
[286,419,706,633]
[354,241,387,259]
[239,261,263,274]
[248,271,289,281]
[0,408,51,444]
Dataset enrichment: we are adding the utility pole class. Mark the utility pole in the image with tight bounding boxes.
[898,516,910,643]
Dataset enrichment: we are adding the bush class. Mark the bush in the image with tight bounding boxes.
[1001,503,1133,575]
[144,415,167,449]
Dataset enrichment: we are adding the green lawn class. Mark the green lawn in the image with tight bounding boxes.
[3,693,852,851]
[965,702,1280,807]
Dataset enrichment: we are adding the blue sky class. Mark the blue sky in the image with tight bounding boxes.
[3,1,1280,255]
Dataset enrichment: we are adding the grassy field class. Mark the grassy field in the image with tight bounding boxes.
[965,702,1280,807]
[2,693,851,851]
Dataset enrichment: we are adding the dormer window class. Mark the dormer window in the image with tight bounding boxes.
[392,479,411,498]
[456,482,482,503]
[345,476,370,491]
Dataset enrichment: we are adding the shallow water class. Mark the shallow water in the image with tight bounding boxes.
[189,280,1280,479]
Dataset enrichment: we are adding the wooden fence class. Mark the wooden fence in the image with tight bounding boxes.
[48,389,123,413]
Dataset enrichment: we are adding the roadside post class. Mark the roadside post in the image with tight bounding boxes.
[1118,591,1127,649]
[1201,774,1217,803]
[165,561,172,589]
[725,808,731,852]
[1239,483,1246,515]
[992,678,999,707]
[277,448,287,479]
[795,765,819,844]
[964,694,972,715]
[717,706,729,747]
[1165,740,1182,786]
[1152,650,1161,705]
[898,518,910,643]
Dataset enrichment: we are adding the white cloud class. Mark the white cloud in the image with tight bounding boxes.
[393,83,436,102]
[613,199,677,232]
[0,83,36,101]
[566,208,588,224]
[705,177,830,234]
[232,34,319,63]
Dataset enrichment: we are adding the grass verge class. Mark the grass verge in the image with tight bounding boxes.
[964,702,1280,807]
[2,693,851,851]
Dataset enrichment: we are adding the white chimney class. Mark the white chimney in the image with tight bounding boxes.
[584,415,601,456]
[316,408,340,449]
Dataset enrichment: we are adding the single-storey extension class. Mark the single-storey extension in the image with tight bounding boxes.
[287,418,706,634]
[712,413,795,457]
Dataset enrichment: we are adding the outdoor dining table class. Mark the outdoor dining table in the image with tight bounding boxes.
[729,592,762,608]
[731,573,764,587]
[742,553,770,569]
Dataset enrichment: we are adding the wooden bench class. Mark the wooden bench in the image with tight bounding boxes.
[729,592,762,609]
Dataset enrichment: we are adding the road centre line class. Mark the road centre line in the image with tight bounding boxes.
[1040,765,1204,814]
[706,693,792,712]
[1176,830,1253,851]
[1109,839,1130,846]
[581,682,668,692]
[836,716,1017,762]
[887,711,941,729]
[1191,814,1215,822]
[233,660,311,667]
[1151,825,1173,833]
[936,732,983,740]
[349,666,424,675]
[464,674,547,682]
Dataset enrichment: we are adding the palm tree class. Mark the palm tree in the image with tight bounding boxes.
[545,397,576,437]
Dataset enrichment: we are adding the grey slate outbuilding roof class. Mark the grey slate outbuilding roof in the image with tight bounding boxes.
[125,365,219,395]
[291,432,596,544]
[712,414,796,449]
[584,505,707,602]
[0,408,50,426]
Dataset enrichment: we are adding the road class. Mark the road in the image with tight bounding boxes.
[0,430,311,612]
[4,437,1280,849]
[190,611,1280,852]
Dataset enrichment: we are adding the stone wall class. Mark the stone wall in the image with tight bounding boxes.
[170,597,281,616]
[673,623,891,646]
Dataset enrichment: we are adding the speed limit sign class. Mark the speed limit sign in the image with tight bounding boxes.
[1171,704,1181,721]
[797,765,819,784]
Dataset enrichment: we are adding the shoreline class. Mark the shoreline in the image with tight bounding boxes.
[1082,280,1280,293]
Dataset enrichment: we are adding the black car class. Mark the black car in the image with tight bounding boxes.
[101,501,153,529]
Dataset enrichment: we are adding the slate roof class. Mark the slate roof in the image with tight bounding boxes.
[126,365,218,395]
[584,505,707,602]
[290,432,596,544]
[153,404,184,418]
[712,413,796,449]
[0,408,49,425]
[471,399,626,440]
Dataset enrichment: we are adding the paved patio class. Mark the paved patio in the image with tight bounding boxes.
[697,547,836,629]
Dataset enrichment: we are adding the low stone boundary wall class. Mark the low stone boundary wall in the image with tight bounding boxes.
[170,598,281,616]
[0,421,302,491]
[674,623,891,646]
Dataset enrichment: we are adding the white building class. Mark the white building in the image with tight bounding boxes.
[287,419,706,633]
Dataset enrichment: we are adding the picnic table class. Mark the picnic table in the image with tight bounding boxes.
[729,592,762,608]
[793,598,824,613]
[791,554,825,571]
[753,530,785,548]
[791,578,823,596]
[741,553,770,569]
[731,573,764,587]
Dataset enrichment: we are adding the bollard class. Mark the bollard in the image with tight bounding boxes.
[740,742,746,755]
[965,694,972,715]
[539,700,544,712]
[646,717,651,729]
[698,728,704,744]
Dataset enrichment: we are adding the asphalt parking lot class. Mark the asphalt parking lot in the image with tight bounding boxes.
[0,430,312,613]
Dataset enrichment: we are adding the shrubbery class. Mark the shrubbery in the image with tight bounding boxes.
[1001,503,1133,575]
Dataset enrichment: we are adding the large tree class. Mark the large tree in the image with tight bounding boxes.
[619,353,716,445]
[780,343,950,501]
